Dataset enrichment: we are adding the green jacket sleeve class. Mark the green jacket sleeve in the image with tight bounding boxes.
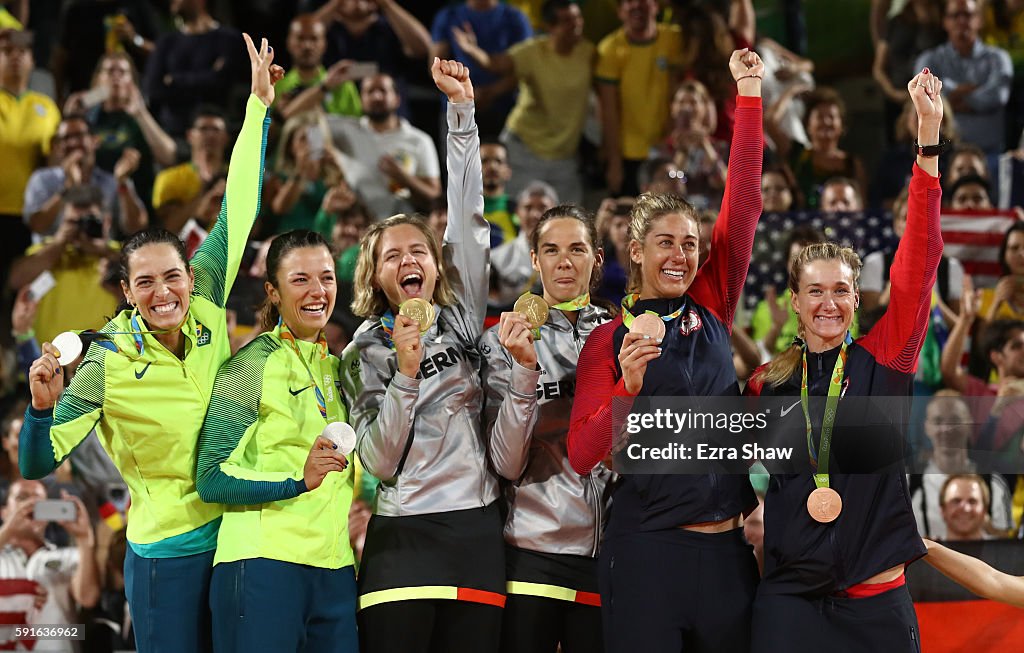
[196,338,306,504]
[191,94,271,307]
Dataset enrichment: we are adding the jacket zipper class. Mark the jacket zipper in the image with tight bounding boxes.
[588,474,601,556]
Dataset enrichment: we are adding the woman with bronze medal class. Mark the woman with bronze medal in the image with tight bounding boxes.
[481,204,614,652]
[567,49,765,653]
[340,60,506,652]
[195,229,357,652]
[745,68,946,652]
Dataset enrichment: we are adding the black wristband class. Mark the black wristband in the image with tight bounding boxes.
[913,138,950,158]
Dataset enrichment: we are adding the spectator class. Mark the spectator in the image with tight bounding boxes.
[978,223,1024,323]
[597,0,684,195]
[760,165,798,211]
[768,87,868,210]
[425,195,447,243]
[594,196,633,304]
[143,0,244,137]
[313,0,431,79]
[939,474,994,540]
[453,0,592,204]
[430,0,532,137]
[0,479,100,652]
[911,391,1012,539]
[50,0,161,102]
[64,52,178,211]
[0,29,60,286]
[870,96,958,209]
[656,80,729,209]
[819,176,864,213]
[327,73,440,219]
[267,112,347,234]
[941,282,1024,395]
[326,198,372,283]
[479,140,515,247]
[23,115,147,239]
[980,0,1024,149]
[152,107,229,234]
[490,180,558,309]
[947,142,991,185]
[871,0,946,140]
[637,157,687,197]
[750,225,826,355]
[273,14,361,122]
[9,185,121,345]
[946,173,993,210]
[915,0,1013,154]
[672,0,757,142]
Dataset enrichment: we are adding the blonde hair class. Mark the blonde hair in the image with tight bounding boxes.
[274,111,345,185]
[755,242,863,387]
[350,214,457,318]
[625,193,699,294]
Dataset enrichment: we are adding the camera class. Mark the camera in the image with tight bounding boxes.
[78,213,104,239]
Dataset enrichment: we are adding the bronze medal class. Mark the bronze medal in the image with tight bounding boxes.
[629,313,666,340]
[399,298,435,334]
[514,293,549,330]
[806,487,843,523]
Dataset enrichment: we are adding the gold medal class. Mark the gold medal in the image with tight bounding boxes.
[629,313,666,340]
[806,487,843,523]
[514,293,549,330]
[399,298,435,334]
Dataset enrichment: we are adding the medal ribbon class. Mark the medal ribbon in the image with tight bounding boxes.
[380,310,397,350]
[619,293,685,330]
[800,334,852,490]
[128,307,194,357]
[550,292,590,312]
[279,318,331,421]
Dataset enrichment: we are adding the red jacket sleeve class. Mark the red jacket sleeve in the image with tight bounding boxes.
[858,164,943,372]
[567,318,634,475]
[689,95,763,331]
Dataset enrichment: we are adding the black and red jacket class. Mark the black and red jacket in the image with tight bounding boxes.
[567,95,763,535]
[746,164,942,596]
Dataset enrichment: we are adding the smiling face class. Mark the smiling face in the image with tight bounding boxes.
[807,102,843,147]
[1005,231,1024,276]
[924,396,972,451]
[266,246,336,341]
[791,259,859,351]
[761,172,793,212]
[630,213,700,299]
[122,243,194,332]
[532,218,602,305]
[941,477,987,539]
[374,223,439,311]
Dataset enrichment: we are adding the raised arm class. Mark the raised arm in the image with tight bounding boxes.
[190,34,281,306]
[435,58,489,337]
[924,539,1024,609]
[688,49,764,330]
[860,69,944,371]
[941,275,978,392]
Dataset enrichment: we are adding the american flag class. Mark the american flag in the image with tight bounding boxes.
[940,209,1019,288]
[742,209,1020,311]
[743,211,898,311]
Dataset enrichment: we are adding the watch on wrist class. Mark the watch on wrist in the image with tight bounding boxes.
[913,138,950,158]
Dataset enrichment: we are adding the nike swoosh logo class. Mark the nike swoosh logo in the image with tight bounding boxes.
[289,385,311,396]
[779,400,801,418]
[134,362,152,380]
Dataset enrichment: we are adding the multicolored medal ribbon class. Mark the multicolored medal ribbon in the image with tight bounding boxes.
[279,318,330,420]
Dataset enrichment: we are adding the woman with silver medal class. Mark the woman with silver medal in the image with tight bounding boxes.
[745,68,946,652]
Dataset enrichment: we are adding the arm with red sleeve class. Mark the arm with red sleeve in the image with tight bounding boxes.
[858,164,943,371]
[567,318,635,475]
[687,95,763,331]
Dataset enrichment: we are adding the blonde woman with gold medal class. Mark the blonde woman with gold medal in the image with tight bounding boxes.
[744,68,946,652]
[481,204,614,653]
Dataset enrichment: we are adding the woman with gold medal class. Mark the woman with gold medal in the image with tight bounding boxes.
[340,59,506,652]
[744,68,946,652]
[480,204,615,652]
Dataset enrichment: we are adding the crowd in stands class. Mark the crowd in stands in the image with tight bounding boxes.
[0,0,1023,649]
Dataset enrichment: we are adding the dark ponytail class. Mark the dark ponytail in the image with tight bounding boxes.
[257,229,332,332]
